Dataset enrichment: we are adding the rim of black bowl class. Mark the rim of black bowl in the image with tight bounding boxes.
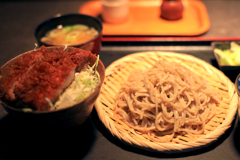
[0,46,105,114]
[34,14,103,47]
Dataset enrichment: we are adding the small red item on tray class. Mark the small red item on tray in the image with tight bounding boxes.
[160,0,184,20]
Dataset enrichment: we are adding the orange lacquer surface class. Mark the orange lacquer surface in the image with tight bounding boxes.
[79,0,210,36]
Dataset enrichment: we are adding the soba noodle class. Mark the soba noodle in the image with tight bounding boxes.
[113,60,221,142]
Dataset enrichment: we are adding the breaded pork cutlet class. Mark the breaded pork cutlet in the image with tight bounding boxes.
[0,46,92,111]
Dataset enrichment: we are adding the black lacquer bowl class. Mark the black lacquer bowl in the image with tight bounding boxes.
[0,46,105,125]
[35,14,103,55]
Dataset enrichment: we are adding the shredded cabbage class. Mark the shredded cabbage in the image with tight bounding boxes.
[54,56,100,109]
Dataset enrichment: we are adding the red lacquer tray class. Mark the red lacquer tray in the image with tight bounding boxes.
[79,0,210,36]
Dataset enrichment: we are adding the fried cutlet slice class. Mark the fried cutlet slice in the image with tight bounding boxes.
[1,46,92,111]
[0,49,44,101]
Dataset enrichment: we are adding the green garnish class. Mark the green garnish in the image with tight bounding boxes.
[66,26,73,32]
[214,42,240,65]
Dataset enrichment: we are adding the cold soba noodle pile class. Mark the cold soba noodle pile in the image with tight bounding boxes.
[113,60,221,142]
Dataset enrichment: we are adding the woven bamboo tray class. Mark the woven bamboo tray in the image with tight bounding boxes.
[95,51,238,152]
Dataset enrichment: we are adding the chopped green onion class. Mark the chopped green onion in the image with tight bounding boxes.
[66,26,73,32]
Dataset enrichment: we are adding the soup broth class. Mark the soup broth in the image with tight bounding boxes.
[41,24,99,45]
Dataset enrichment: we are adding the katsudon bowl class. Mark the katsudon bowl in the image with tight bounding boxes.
[0,46,105,126]
[35,14,103,55]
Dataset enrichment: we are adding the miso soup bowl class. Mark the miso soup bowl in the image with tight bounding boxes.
[35,14,103,55]
[0,46,105,126]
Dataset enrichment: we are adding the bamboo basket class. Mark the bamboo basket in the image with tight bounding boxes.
[95,51,238,151]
